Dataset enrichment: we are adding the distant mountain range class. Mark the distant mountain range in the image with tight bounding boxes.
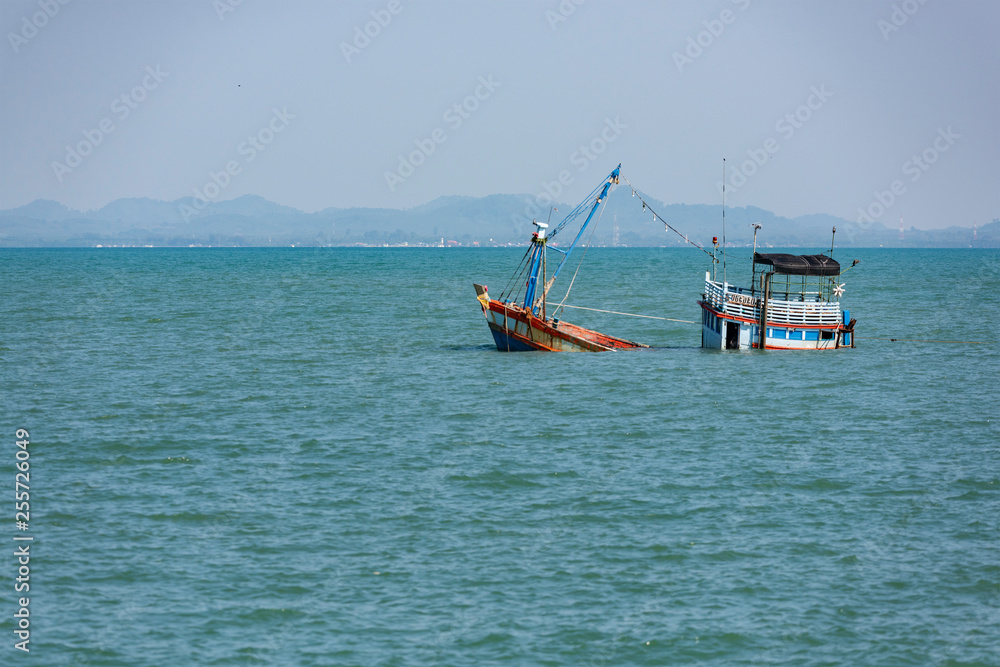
[0,189,995,248]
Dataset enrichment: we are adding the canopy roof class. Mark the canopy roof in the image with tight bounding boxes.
[753,253,840,276]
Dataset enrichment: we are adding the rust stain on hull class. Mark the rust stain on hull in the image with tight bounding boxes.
[476,286,646,352]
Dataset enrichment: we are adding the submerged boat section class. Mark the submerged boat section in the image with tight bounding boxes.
[698,251,857,351]
[474,165,647,352]
[474,164,860,353]
[475,284,646,352]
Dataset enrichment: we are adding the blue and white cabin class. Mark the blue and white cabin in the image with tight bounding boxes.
[698,252,856,350]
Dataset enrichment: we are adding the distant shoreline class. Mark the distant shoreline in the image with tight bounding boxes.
[2,193,995,248]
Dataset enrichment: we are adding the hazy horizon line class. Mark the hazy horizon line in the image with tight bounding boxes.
[6,192,992,232]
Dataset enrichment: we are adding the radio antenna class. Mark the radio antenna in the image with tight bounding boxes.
[722,158,727,283]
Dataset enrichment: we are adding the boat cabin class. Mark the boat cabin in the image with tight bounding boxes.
[699,251,855,351]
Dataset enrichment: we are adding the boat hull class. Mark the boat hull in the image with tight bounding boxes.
[698,299,854,351]
[475,285,645,352]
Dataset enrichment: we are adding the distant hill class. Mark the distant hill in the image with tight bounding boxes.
[0,191,994,248]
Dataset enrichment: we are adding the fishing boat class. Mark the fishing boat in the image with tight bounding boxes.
[474,165,647,352]
[698,228,857,350]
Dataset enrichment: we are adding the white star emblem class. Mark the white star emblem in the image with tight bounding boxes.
[833,283,845,297]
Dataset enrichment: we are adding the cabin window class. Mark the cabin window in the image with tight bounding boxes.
[805,330,819,341]
[821,330,834,340]
[773,328,787,339]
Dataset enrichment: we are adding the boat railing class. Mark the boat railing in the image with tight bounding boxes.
[703,279,841,326]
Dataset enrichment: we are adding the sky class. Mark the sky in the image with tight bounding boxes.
[1,0,997,230]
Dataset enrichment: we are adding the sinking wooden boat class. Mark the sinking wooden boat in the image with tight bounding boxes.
[474,165,646,352]
[474,284,645,351]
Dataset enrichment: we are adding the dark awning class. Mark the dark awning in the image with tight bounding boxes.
[753,253,840,276]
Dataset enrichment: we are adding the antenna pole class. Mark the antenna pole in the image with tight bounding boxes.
[711,237,718,281]
[830,226,836,258]
[722,158,727,283]
[751,223,761,295]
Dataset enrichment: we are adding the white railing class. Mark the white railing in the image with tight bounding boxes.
[703,279,841,326]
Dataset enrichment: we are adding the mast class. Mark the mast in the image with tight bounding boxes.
[547,165,620,287]
[541,240,546,320]
[518,166,619,316]
[520,165,622,317]
[522,221,548,314]
[751,223,761,295]
[722,158,727,283]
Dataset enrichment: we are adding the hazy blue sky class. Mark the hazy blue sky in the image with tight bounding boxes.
[1,0,997,229]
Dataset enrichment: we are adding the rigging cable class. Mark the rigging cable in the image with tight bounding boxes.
[498,244,534,302]
[620,175,715,259]
[553,194,609,317]
[548,176,609,241]
[544,302,696,323]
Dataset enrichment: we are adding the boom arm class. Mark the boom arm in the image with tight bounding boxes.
[518,165,620,315]
[549,165,620,287]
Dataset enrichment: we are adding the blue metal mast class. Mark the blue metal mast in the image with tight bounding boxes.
[521,222,548,314]
[549,164,620,284]
[521,165,620,315]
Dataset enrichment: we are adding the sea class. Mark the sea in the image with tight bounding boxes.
[2,247,998,666]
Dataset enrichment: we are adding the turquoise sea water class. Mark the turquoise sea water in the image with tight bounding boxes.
[2,247,998,666]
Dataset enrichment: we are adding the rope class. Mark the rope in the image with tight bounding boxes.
[498,244,534,302]
[554,195,608,317]
[620,174,715,259]
[545,302,696,323]
[856,337,991,345]
[549,177,608,241]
